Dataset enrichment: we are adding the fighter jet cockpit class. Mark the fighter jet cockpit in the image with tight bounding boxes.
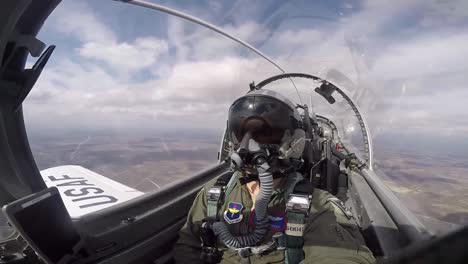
[0,0,467,263]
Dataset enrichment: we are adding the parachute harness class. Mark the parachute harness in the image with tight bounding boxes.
[203,166,313,263]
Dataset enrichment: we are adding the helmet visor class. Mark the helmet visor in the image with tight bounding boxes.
[228,95,300,144]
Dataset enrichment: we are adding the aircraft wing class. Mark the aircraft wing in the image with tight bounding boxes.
[40,165,144,219]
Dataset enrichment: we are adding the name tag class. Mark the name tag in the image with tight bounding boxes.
[286,223,305,236]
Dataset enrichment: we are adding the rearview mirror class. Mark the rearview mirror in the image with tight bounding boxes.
[315,82,336,104]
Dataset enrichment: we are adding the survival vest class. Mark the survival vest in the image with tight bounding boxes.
[206,170,313,264]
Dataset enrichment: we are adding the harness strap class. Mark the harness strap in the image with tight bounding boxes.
[285,212,306,264]
[283,173,314,264]
[225,172,238,198]
[207,171,237,220]
[285,173,303,198]
[207,197,219,219]
[202,171,238,263]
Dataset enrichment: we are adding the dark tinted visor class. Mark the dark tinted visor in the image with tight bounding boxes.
[228,95,299,144]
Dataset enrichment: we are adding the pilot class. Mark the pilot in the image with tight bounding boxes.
[175,89,375,264]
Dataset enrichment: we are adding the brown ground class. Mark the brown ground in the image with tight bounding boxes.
[11,132,468,236]
[374,149,468,226]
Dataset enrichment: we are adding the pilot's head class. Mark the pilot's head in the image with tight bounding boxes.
[227,89,306,169]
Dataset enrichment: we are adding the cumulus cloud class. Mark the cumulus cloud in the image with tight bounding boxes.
[373,32,468,80]
[78,37,169,73]
[26,54,274,133]
[166,17,270,61]
[272,29,323,49]
[50,1,116,43]
[24,0,468,139]
[419,0,468,28]
[47,0,169,75]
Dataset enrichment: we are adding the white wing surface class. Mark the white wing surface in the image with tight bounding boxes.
[40,165,144,219]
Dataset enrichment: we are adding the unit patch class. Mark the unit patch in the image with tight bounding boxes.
[285,222,305,236]
[224,202,244,224]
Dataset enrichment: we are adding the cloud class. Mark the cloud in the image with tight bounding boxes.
[25,54,276,133]
[49,1,170,75]
[50,1,116,43]
[78,37,169,73]
[25,0,468,140]
[166,17,270,61]
[373,31,468,80]
[272,29,323,49]
[419,0,468,28]
[152,56,274,101]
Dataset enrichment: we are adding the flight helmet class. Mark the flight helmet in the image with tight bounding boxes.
[228,89,306,162]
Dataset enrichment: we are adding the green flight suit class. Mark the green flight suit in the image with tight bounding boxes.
[175,172,375,264]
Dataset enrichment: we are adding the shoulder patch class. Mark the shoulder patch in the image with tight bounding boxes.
[224,202,244,224]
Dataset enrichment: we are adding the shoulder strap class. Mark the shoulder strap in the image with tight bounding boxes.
[206,170,237,220]
[224,171,238,198]
[283,174,314,264]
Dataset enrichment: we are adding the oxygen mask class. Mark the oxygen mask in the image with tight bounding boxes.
[230,131,273,174]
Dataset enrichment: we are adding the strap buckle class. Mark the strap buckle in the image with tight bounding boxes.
[286,194,312,215]
[207,186,224,220]
[236,247,251,258]
[236,241,277,258]
[207,186,223,202]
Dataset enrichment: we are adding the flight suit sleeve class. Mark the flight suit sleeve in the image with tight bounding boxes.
[174,187,208,264]
[302,190,376,264]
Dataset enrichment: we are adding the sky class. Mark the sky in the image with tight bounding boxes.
[23,0,468,142]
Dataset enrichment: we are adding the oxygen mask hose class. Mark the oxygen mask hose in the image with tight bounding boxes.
[212,157,273,249]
